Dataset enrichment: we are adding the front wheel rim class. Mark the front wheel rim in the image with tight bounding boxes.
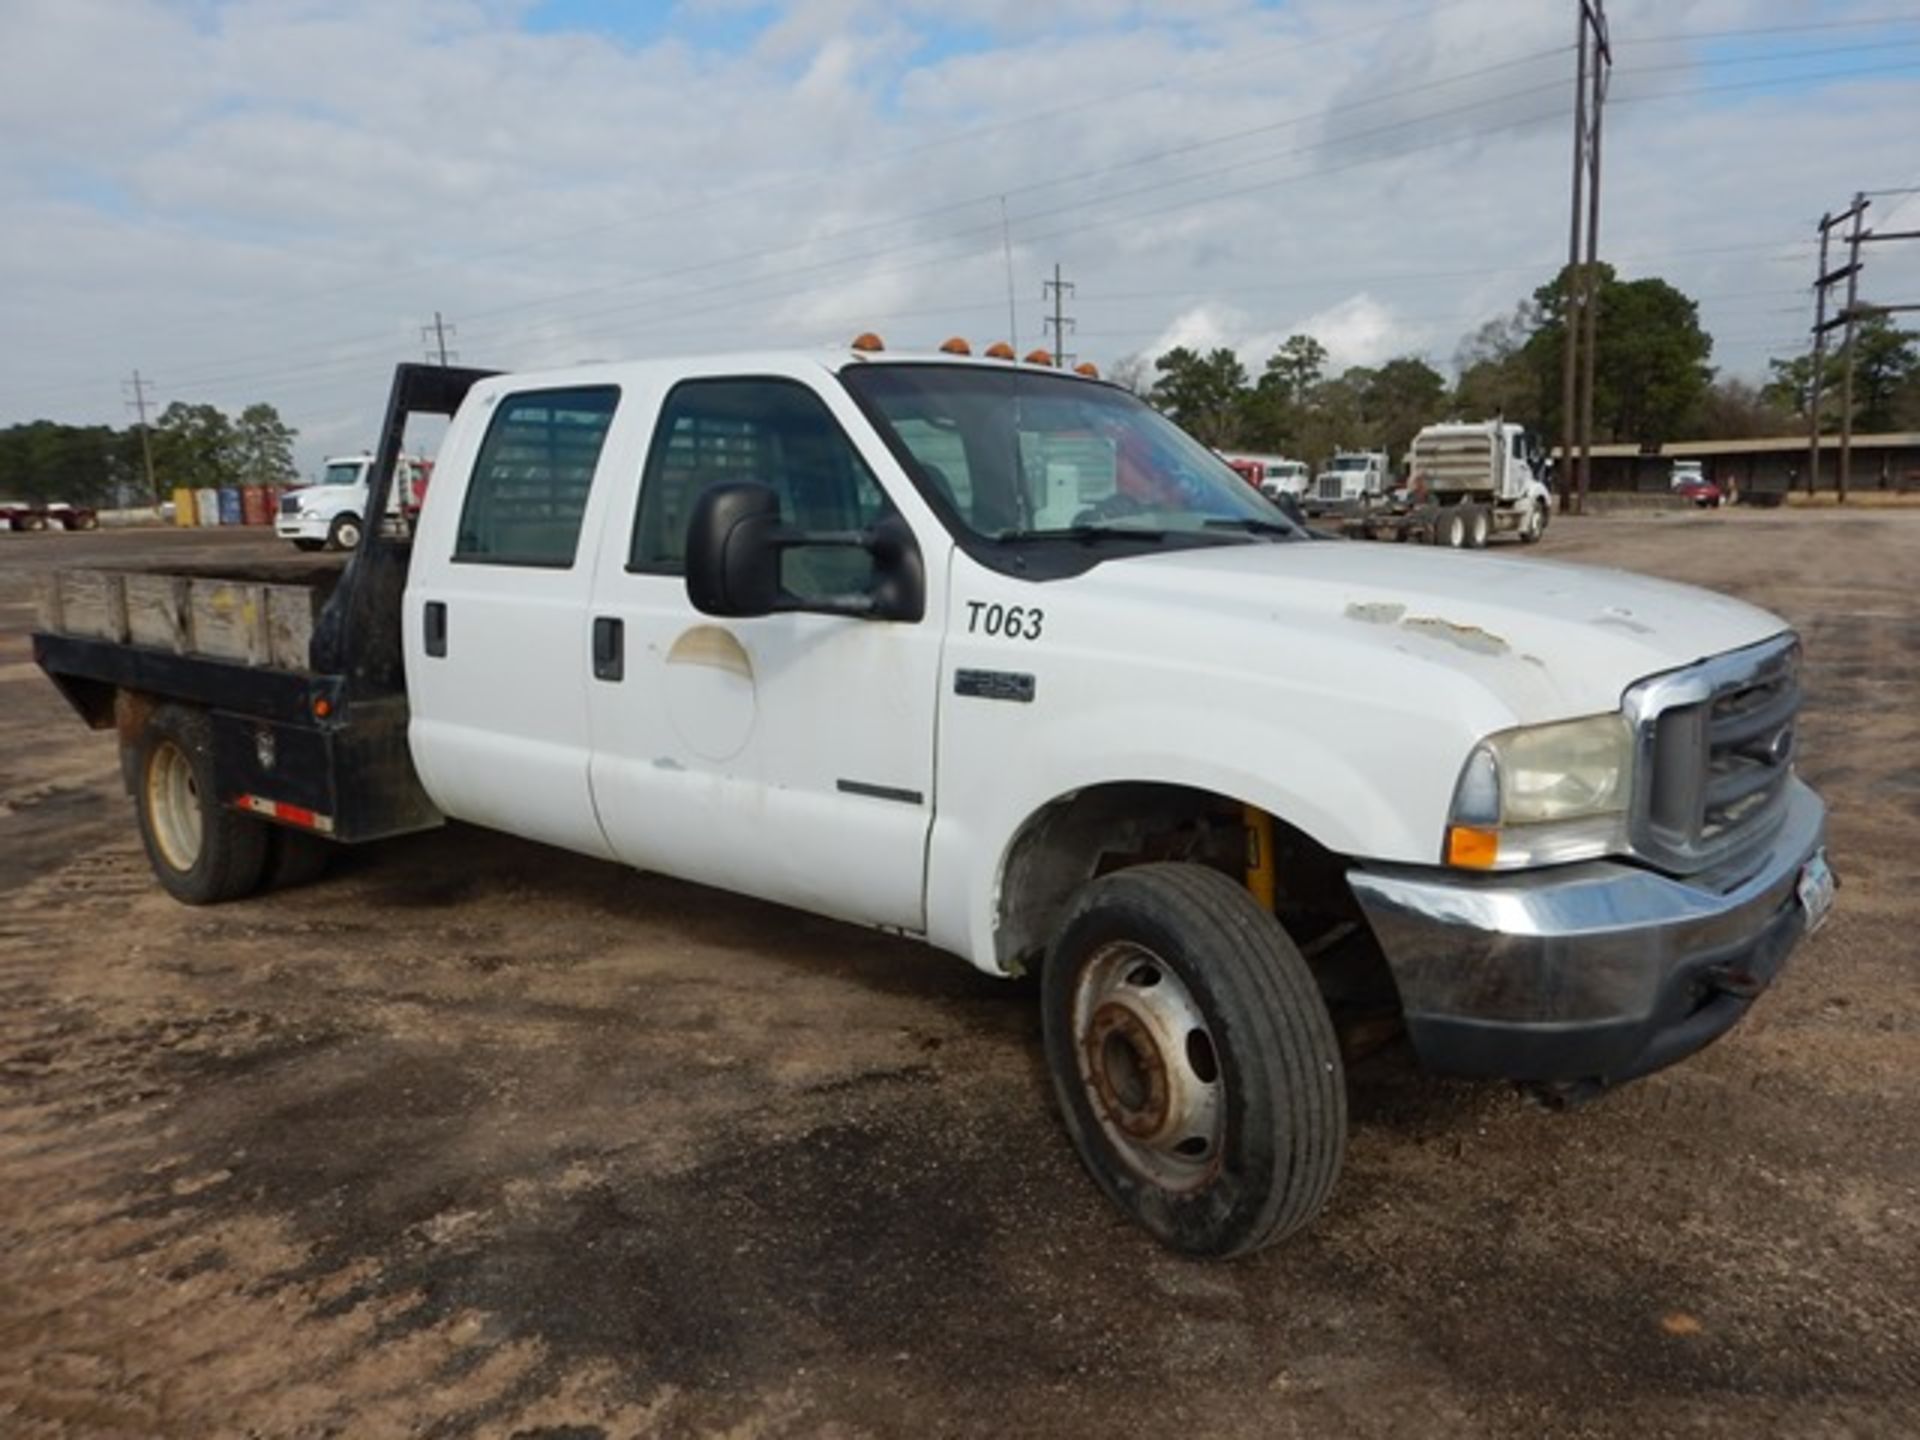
[1072,941,1225,1191]
[146,739,203,872]
[337,521,361,548]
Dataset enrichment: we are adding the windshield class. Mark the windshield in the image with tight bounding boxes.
[840,364,1300,544]
[319,462,366,487]
[1330,455,1373,472]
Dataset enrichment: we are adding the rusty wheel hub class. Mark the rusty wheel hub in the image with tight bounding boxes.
[1072,941,1223,1190]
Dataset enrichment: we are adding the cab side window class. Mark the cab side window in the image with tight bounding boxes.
[454,386,619,567]
[630,379,889,599]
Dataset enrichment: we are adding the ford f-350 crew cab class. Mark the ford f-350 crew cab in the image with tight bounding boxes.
[32,350,1835,1257]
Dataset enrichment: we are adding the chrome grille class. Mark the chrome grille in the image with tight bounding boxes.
[279,496,300,516]
[1624,634,1800,873]
[1317,475,1344,501]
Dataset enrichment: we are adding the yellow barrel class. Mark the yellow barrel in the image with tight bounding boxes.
[172,486,196,526]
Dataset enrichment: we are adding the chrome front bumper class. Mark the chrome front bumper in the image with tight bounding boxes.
[1348,777,1829,1084]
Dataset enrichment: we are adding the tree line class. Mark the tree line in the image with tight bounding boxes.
[0,401,299,507]
[1125,265,1920,466]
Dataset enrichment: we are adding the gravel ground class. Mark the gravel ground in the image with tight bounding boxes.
[0,510,1915,1439]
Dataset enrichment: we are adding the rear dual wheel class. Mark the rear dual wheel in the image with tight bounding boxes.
[136,705,267,904]
[1041,864,1346,1257]
[133,703,331,903]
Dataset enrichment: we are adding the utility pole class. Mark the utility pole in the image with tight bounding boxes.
[1806,212,1839,497]
[1837,196,1867,503]
[1807,189,1920,500]
[1574,0,1609,515]
[122,370,160,506]
[421,311,457,366]
[1041,264,1075,368]
[1556,0,1587,515]
[1557,0,1607,514]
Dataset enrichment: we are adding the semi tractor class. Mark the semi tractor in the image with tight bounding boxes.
[32,349,1833,1258]
[1304,450,1390,519]
[1220,453,1310,501]
[276,452,431,551]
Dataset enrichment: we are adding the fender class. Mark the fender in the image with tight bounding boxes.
[922,696,1472,974]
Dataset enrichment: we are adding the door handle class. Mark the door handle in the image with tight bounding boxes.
[424,601,447,657]
[592,616,624,682]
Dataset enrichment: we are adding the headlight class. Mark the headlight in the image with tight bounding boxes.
[1445,713,1632,869]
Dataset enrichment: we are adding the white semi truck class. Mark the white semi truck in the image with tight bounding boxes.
[276,453,430,551]
[1303,450,1390,518]
[33,351,1832,1258]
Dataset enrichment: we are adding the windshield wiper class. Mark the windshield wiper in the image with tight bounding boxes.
[1202,517,1298,538]
[996,524,1170,544]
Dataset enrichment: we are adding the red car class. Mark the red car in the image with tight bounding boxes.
[1675,476,1723,508]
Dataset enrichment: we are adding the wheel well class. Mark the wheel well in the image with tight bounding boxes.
[997,782,1405,1053]
[995,782,1360,975]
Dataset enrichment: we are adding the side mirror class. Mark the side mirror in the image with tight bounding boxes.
[684,481,924,622]
[685,482,784,617]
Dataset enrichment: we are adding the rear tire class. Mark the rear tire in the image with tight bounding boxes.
[1466,504,1491,549]
[133,704,268,904]
[1441,507,1467,549]
[259,826,332,893]
[1041,863,1347,1257]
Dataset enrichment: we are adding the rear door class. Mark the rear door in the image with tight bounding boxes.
[404,381,633,858]
[583,368,947,931]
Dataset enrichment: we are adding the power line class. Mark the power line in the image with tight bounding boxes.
[40,0,1479,358]
[17,39,1903,410]
[15,43,1898,417]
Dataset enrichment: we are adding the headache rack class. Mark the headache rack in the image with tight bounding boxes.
[1624,634,1801,876]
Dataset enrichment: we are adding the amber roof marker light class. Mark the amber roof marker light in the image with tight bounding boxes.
[983,341,1016,359]
[851,332,885,352]
[939,336,972,355]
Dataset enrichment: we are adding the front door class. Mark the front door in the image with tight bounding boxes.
[585,373,945,931]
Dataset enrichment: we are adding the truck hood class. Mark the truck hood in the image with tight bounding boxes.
[1065,538,1787,722]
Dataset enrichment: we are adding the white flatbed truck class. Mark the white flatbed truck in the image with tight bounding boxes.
[33,351,1834,1256]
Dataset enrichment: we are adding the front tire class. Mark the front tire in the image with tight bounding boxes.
[1519,500,1546,543]
[326,513,363,551]
[1041,864,1346,1257]
[133,704,268,904]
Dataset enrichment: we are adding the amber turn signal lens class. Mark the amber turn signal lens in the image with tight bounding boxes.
[312,696,333,719]
[1445,825,1499,869]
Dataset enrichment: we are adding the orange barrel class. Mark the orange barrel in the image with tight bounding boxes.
[241,485,271,525]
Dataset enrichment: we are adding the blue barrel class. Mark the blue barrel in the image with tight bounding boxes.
[218,486,243,526]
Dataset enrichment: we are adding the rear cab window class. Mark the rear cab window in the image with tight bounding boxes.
[454,386,621,567]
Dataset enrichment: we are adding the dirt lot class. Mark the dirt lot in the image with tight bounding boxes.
[1,512,1915,1438]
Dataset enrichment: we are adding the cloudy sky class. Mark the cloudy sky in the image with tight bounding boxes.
[4,0,1918,473]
